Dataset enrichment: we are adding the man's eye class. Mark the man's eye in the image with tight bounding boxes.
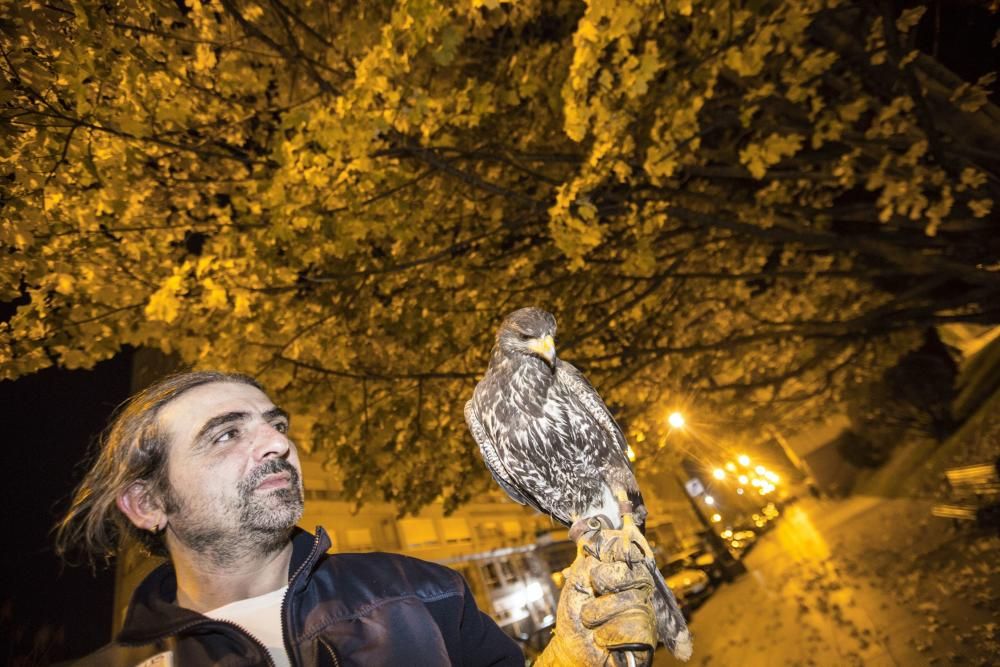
[273,421,288,434]
[215,428,239,444]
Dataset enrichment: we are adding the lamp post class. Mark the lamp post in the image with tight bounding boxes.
[666,411,747,579]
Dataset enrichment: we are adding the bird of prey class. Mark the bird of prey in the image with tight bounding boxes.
[465,307,692,662]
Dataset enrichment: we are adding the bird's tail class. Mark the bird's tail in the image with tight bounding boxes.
[650,564,693,661]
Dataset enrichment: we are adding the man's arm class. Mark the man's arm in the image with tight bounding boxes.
[440,574,526,665]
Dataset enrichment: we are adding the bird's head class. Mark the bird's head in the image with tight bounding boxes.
[496,307,558,367]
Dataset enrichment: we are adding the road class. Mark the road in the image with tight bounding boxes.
[654,495,1000,666]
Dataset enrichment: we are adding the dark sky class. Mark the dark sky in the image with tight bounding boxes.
[0,351,133,665]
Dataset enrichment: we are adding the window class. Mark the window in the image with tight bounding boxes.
[482,562,501,589]
[399,518,438,547]
[345,528,373,550]
[477,521,501,539]
[441,517,471,543]
[498,558,516,582]
[502,520,523,538]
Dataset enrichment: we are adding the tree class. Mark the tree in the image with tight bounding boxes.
[2,0,998,513]
[845,327,958,464]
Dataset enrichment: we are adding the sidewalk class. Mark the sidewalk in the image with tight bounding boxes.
[653,496,1000,666]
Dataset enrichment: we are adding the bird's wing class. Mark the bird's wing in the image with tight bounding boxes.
[555,360,630,459]
[464,399,548,514]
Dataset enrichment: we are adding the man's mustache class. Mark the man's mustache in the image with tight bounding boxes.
[240,458,301,493]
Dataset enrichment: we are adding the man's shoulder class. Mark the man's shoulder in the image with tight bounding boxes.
[314,550,465,605]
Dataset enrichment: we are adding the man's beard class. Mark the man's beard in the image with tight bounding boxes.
[237,458,305,532]
[164,459,304,567]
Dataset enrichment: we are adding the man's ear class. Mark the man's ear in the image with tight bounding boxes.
[117,482,166,532]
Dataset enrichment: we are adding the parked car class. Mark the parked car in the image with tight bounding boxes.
[665,543,728,585]
[660,555,713,616]
[720,527,758,557]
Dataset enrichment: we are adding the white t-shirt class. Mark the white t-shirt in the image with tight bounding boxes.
[205,585,291,667]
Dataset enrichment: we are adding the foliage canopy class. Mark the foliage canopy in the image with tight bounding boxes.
[2,0,998,513]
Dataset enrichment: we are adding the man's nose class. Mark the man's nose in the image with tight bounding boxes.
[251,422,291,460]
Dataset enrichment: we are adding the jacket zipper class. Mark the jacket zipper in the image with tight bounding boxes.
[280,530,326,667]
[320,637,342,667]
[216,618,277,667]
[122,531,332,666]
[122,617,276,666]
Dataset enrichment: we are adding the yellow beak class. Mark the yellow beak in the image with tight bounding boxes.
[528,335,556,365]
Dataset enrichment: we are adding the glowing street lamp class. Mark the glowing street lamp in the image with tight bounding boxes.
[711,513,722,523]
[755,465,766,475]
[737,454,751,467]
[738,475,749,485]
[668,412,686,429]
[712,468,725,480]
[725,462,737,472]
[704,495,715,506]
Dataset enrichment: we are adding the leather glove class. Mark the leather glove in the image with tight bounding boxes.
[534,525,657,667]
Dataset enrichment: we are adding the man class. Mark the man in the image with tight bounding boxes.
[56,371,659,666]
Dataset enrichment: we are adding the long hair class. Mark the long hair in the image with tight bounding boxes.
[54,370,261,566]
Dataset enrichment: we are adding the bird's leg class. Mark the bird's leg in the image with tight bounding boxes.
[612,492,655,567]
[618,512,655,566]
[571,516,610,561]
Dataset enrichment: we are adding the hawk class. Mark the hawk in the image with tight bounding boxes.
[465,307,692,662]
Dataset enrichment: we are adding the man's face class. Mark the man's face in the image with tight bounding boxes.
[157,381,304,561]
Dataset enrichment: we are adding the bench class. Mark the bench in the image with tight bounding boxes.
[931,459,1000,530]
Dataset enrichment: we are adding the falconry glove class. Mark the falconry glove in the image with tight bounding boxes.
[535,525,658,667]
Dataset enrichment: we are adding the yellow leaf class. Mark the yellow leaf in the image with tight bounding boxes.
[969,199,992,218]
[54,274,75,295]
[145,274,184,323]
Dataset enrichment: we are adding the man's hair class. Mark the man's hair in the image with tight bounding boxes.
[54,370,261,566]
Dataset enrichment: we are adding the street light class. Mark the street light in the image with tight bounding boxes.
[704,495,715,506]
[712,468,725,480]
[668,411,685,429]
[737,454,750,466]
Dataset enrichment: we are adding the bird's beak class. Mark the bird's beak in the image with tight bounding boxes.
[528,335,556,366]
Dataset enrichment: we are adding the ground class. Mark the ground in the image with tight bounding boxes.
[654,495,1000,667]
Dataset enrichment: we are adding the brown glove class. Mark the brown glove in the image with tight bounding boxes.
[534,526,657,667]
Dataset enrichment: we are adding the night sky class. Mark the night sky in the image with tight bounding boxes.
[1,351,133,665]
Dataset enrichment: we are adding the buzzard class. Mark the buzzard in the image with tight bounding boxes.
[465,307,692,662]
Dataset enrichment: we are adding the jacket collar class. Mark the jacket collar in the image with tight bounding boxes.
[117,526,330,644]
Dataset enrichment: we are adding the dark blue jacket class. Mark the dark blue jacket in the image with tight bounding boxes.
[69,527,524,666]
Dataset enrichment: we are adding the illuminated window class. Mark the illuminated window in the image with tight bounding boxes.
[345,528,373,550]
[502,520,523,538]
[325,529,340,553]
[441,517,471,543]
[477,521,501,539]
[399,518,438,547]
